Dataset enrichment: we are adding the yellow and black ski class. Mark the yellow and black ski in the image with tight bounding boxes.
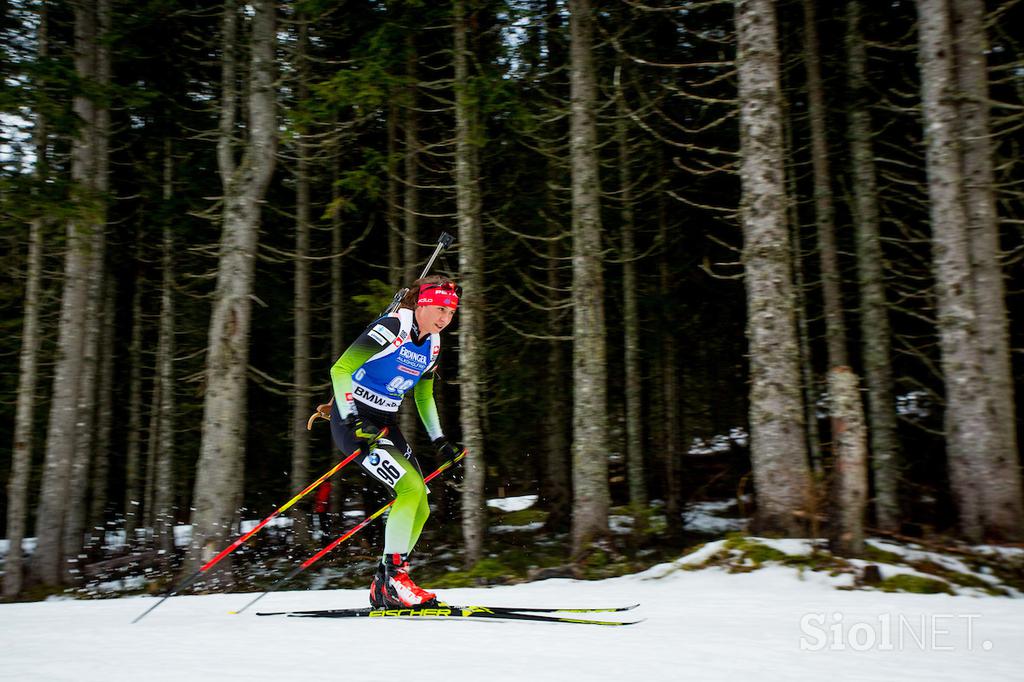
[256,603,641,626]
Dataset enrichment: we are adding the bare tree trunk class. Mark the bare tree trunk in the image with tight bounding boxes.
[658,186,682,538]
[153,141,177,555]
[801,0,848,368]
[4,3,49,597]
[387,95,402,290]
[144,371,160,533]
[64,246,103,581]
[329,135,346,521]
[67,0,110,570]
[187,0,277,579]
[454,0,486,567]
[951,0,1023,540]
[568,0,609,557]
[736,0,811,535]
[124,272,144,542]
[32,0,100,587]
[916,0,992,542]
[89,0,114,543]
[290,15,312,547]
[540,0,570,535]
[846,0,901,532]
[6,226,44,593]
[782,105,820,477]
[804,0,867,552]
[616,81,647,533]
[330,143,345,362]
[542,234,571,532]
[828,367,869,555]
[400,35,420,443]
[89,278,115,539]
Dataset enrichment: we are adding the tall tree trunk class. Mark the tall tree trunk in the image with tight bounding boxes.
[454,0,486,567]
[290,15,312,546]
[187,0,277,579]
[951,0,1023,540]
[568,0,609,557]
[89,277,115,540]
[144,341,165,543]
[400,34,420,443]
[32,0,101,587]
[658,183,682,538]
[124,270,144,541]
[64,246,103,580]
[387,95,402,290]
[916,0,992,542]
[153,140,178,555]
[329,132,346,521]
[4,1,49,597]
[736,0,811,535]
[827,367,869,555]
[846,0,901,532]
[542,236,571,532]
[801,0,848,369]
[803,0,866,554]
[89,0,114,545]
[540,0,571,535]
[7,222,45,591]
[144,366,160,532]
[782,105,821,477]
[616,77,647,534]
[71,0,109,563]
[330,124,346,363]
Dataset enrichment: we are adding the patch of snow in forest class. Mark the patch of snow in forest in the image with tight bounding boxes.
[490,522,545,534]
[683,500,749,534]
[486,494,538,513]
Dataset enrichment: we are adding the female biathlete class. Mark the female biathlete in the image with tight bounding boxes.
[326,276,463,608]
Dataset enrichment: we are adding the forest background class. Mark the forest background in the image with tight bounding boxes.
[1,0,1023,600]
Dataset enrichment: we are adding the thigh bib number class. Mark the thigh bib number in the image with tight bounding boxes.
[361,445,407,489]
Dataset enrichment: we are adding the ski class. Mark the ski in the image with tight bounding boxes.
[257,602,638,616]
[256,604,641,626]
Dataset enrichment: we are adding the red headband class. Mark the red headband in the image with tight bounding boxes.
[417,283,459,310]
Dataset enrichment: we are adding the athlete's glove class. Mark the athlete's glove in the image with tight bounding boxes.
[433,438,465,484]
[344,414,383,449]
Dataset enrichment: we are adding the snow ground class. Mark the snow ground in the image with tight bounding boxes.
[3,554,1022,682]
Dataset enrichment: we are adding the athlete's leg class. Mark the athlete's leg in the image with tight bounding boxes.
[359,433,436,607]
[384,458,429,555]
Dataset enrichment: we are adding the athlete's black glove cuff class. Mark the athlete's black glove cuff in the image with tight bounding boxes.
[432,438,465,485]
[344,414,383,446]
[433,438,463,462]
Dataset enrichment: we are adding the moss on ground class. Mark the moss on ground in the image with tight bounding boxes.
[877,574,953,595]
[492,509,548,526]
[862,543,905,566]
[723,535,788,564]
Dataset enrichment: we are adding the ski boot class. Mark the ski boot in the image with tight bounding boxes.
[369,553,437,608]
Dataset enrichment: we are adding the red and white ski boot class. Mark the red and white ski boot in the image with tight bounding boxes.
[369,553,437,608]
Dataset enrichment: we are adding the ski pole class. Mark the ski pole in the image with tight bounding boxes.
[131,430,387,624]
[382,231,455,316]
[230,447,468,615]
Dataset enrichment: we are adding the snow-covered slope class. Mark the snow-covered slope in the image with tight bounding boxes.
[3,552,1022,682]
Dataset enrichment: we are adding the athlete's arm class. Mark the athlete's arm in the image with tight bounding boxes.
[414,365,444,442]
[330,317,402,419]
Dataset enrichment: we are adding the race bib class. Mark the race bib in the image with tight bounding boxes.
[361,448,407,488]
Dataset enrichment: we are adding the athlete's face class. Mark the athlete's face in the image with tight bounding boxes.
[415,304,455,336]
